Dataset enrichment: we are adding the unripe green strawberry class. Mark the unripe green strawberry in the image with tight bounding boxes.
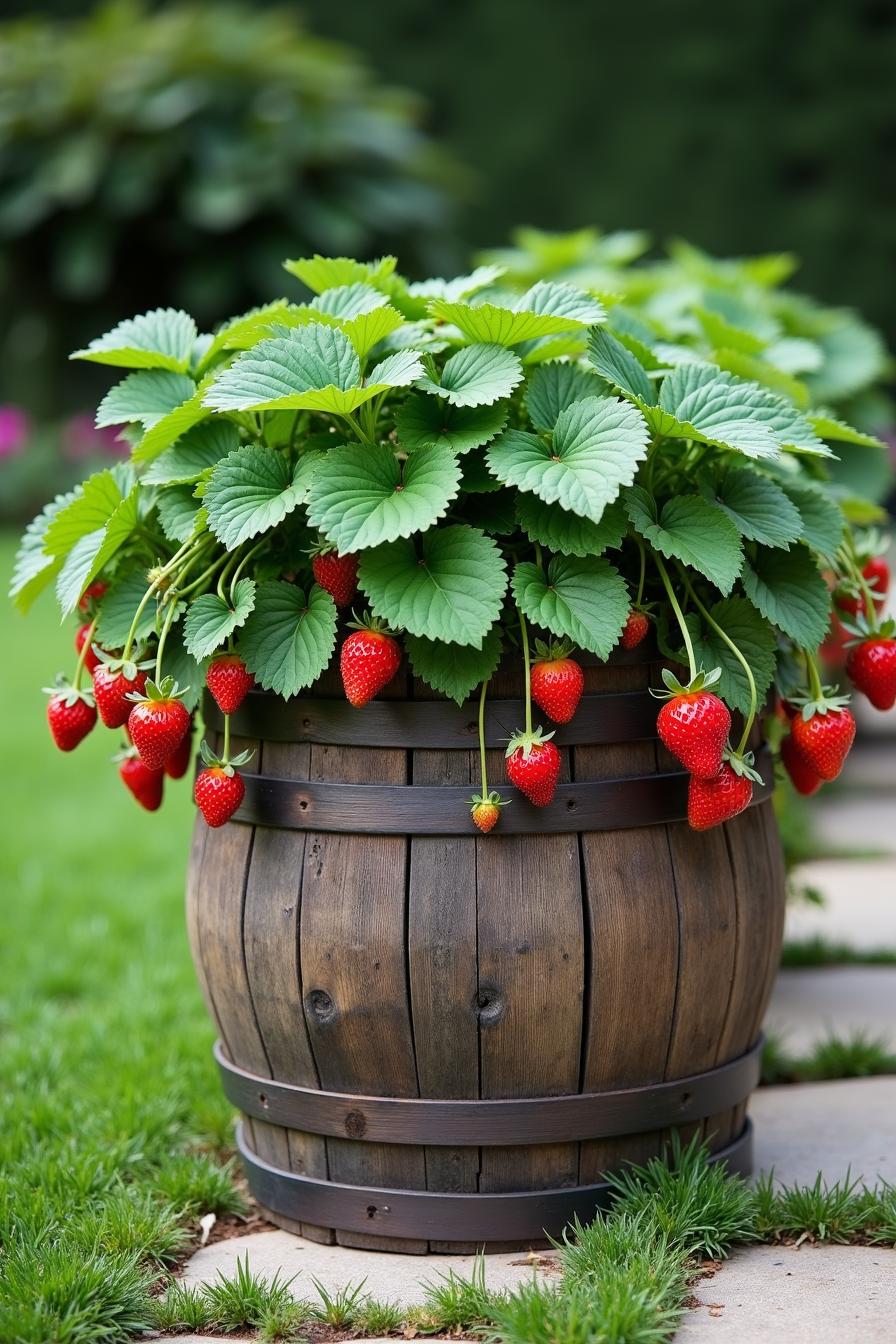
[530,641,584,724]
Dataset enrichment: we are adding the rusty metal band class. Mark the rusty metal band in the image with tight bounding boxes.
[236,1120,753,1242]
[217,1036,762,1145]
[227,745,773,835]
[203,689,659,750]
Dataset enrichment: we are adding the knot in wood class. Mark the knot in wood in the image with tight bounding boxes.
[473,984,505,1027]
[306,989,336,1023]
[344,1109,367,1138]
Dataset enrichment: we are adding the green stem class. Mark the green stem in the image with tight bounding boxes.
[652,551,697,681]
[842,535,880,629]
[806,651,825,703]
[175,551,228,600]
[74,616,97,691]
[154,598,178,684]
[223,713,231,765]
[517,607,533,737]
[634,537,646,607]
[229,538,267,600]
[678,567,757,756]
[121,539,195,661]
[478,679,490,797]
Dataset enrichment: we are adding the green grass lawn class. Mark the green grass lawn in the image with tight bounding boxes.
[0,531,243,1341]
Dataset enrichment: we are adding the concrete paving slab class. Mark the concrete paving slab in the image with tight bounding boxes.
[810,794,896,856]
[839,742,896,791]
[181,1229,558,1307]
[764,966,896,1053]
[674,1243,896,1342]
[750,1077,896,1187]
[786,858,896,952]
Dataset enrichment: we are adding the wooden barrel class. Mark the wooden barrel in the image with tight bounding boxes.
[186,646,785,1253]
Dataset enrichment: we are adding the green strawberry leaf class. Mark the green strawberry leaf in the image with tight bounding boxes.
[516,495,627,558]
[142,421,241,486]
[240,581,338,697]
[157,484,203,544]
[204,445,322,550]
[525,361,608,431]
[44,469,132,558]
[95,570,158,648]
[807,412,886,451]
[196,301,297,371]
[283,254,397,294]
[587,328,655,403]
[681,597,778,716]
[625,487,743,595]
[703,468,803,549]
[741,544,831,649]
[96,371,197,428]
[487,395,649,524]
[359,524,507,647]
[131,377,214,463]
[9,490,78,613]
[71,308,197,372]
[406,625,504,705]
[777,478,846,560]
[183,579,257,660]
[430,281,602,347]
[307,442,460,553]
[395,394,507,455]
[512,555,629,658]
[415,343,523,407]
[55,487,140,617]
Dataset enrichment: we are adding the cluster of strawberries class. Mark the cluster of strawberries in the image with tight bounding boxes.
[45,580,258,827]
[779,553,895,797]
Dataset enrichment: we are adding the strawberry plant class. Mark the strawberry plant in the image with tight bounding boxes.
[11,240,892,831]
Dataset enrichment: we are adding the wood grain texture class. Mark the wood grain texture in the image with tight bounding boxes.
[408,678,481,1251]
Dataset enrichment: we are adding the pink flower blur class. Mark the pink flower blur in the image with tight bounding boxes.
[0,405,31,459]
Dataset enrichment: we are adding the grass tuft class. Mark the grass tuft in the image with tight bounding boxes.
[354,1295,405,1334]
[201,1253,298,1330]
[150,1279,214,1330]
[0,1242,153,1344]
[754,1170,869,1243]
[603,1134,757,1259]
[485,1269,683,1344]
[421,1256,507,1330]
[152,1152,247,1216]
[306,1275,367,1326]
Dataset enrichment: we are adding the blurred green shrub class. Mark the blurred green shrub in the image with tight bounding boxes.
[0,0,463,420]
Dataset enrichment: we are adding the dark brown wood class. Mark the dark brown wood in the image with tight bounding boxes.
[204,688,659,749]
[236,1118,754,1243]
[229,750,774,835]
[187,663,786,1252]
[215,1036,762,1141]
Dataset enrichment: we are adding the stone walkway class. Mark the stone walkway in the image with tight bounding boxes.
[766,966,896,1053]
[786,857,896,950]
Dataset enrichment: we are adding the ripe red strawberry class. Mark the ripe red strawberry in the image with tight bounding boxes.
[119,754,164,812]
[127,678,192,770]
[688,763,753,831]
[655,669,731,780]
[791,706,856,781]
[164,716,194,779]
[78,579,108,615]
[505,731,561,807]
[93,661,149,728]
[621,610,650,650]
[312,548,359,607]
[206,655,255,715]
[846,638,896,711]
[470,791,508,834]
[780,732,822,797]
[530,641,584,724]
[75,624,102,674]
[340,619,401,706]
[45,685,97,751]
[194,766,245,828]
[835,556,890,617]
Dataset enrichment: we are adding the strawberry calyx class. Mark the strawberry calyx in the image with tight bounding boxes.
[839,613,896,648]
[649,665,722,702]
[787,683,852,721]
[469,789,509,811]
[93,645,154,683]
[42,673,95,709]
[124,675,190,706]
[346,609,395,638]
[722,745,764,785]
[533,637,576,663]
[504,726,555,760]
[198,738,254,776]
